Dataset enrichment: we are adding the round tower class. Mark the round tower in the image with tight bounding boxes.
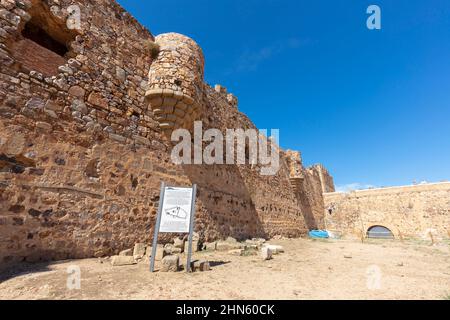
[145,33,205,134]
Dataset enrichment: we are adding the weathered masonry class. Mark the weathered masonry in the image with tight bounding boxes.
[324,182,450,240]
[0,0,334,270]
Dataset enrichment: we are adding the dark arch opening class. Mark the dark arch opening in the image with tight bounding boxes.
[22,21,69,56]
[367,226,394,239]
[11,0,79,76]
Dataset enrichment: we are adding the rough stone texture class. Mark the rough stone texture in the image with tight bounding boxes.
[119,249,132,256]
[173,237,185,252]
[146,33,204,134]
[160,255,179,272]
[0,0,334,271]
[261,247,272,260]
[133,243,146,259]
[228,249,244,256]
[285,151,334,230]
[111,255,136,266]
[263,244,284,254]
[313,164,335,193]
[164,243,181,254]
[12,38,67,76]
[203,242,216,251]
[145,244,165,261]
[324,182,450,240]
[216,241,242,251]
[184,240,199,253]
[191,259,210,272]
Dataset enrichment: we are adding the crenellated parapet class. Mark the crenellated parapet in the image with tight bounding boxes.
[145,33,205,134]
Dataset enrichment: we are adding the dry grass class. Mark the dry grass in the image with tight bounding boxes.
[144,40,160,60]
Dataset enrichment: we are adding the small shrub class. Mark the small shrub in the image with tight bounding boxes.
[144,40,160,60]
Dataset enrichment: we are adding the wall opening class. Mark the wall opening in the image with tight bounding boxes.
[367,225,394,239]
[22,21,69,57]
[11,0,79,75]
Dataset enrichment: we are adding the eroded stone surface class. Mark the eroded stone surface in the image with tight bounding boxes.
[0,0,333,271]
[111,256,136,266]
[160,255,179,272]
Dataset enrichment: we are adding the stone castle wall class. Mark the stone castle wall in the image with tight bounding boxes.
[285,151,330,230]
[311,164,334,193]
[0,0,333,270]
[324,182,450,240]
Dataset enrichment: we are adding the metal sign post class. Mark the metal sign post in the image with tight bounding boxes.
[150,181,166,273]
[150,182,197,273]
[186,184,197,273]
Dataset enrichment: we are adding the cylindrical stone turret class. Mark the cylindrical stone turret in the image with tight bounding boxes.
[286,150,305,193]
[146,33,205,134]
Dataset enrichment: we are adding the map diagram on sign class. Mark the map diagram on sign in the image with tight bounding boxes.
[164,206,188,220]
[159,187,193,233]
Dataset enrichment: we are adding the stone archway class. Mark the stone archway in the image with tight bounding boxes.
[367,225,394,239]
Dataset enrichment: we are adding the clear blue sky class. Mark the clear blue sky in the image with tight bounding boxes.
[118,0,450,190]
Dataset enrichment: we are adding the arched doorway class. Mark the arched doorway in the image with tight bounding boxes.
[367,226,394,239]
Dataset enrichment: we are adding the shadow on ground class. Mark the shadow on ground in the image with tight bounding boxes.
[0,261,65,283]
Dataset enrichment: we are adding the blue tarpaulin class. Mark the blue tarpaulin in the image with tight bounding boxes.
[309,230,329,239]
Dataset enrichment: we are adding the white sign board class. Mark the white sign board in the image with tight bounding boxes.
[159,187,194,233]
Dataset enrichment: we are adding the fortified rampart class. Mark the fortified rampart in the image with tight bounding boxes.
[0,0,333,270]
[324,182,450,240]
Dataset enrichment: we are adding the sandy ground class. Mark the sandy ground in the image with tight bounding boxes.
[0,238,449,300]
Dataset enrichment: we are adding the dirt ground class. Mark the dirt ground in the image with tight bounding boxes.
[0,238,449,300]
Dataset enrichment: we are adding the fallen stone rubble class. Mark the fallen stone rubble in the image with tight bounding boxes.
[109,234,285,271]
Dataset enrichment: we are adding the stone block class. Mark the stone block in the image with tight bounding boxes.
[133,243,146,259]
[261,247,273,260]
[203,242,217,251]
[25,97,45,110]
[191,260,210,272]
[264,245,284,254]
[111,256,137,266]
[184,240,199,253]
[160,255,179,272]
[35,121,52,133]
[119,249,132,256]
[245,240,264,249]
[88,92,108,109]
[68,86,86,98]
[173,237,185,252]
[228,249,244,256]
[216,241,242,251]
[171,247,182,254]
[251,238,267,244]
[215,84,227,94]
[146,244,165,261]
[164,243,178,255]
